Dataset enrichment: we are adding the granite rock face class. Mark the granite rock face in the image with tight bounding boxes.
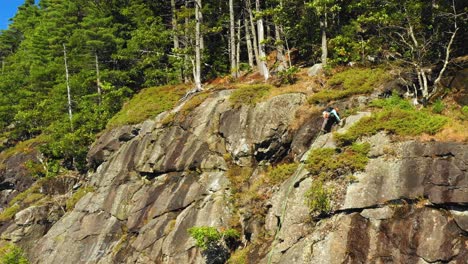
[24,91,307,264]
[1,89,467,264]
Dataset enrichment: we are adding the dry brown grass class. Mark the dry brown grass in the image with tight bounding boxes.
[288,104,322,132]
[419,119,468,142]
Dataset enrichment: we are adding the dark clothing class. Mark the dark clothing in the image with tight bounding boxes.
[321,108,341,133]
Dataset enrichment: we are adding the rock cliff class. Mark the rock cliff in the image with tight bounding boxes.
[0,89,467,263]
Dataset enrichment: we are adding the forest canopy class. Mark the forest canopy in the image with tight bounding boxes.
[0,0,466,171]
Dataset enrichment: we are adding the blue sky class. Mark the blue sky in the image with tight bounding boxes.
[0,0,27,30]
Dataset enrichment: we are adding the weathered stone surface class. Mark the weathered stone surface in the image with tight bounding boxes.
[344,141,468,209]
[4,89,466,264]
[219,93,306,165]
[0,149,38,207]
[87,125,138,169]
[269,207,467,264]
[307,63,323,77]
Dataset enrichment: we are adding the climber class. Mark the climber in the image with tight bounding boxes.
[321,106,341,133]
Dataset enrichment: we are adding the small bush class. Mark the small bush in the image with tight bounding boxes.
[305,178,332,214]
[308,68,388,103]
[277,66,300,85]
[229,84,272,107]
[265,163,299,185]
[0,243,29,264]
[187,226,240,250]
[65,186,95,211]
[462,106,468,121]
[431,99,445,114]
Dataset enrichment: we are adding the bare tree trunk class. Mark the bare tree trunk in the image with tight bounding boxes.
[256,0,269,80]
[95,52,102,106]
[275,24,286,71]
[237,19,241,74]
[199,0,204,51]
[171,0,179,50]
[183,1,190,83]
[247,0,260,68]
[320,13,328,67]
[63,44,73,131]
[194,0,203,91]
[433,0,459,91]
[244,15,254,68]
[229,0,237,78]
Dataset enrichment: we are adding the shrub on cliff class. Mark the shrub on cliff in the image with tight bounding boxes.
[336,95,448,145]
[229,84,272,107]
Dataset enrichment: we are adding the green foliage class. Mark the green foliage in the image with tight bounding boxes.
[308,68,388,103]
[305,178,332,214]
[336,97,448,145]
[107,85,188,128]
[0,243,29,264]
[187,226,240,250]
[0,204,21,222]
[277,66,300,85]
[227,246,250,264]
[370,94,413,110]
[266,163,299,185]
[229,84,272,108]
[65,186,96,211]
[462,106,468,121]
[305,145,369,179]
[431,99,445,114]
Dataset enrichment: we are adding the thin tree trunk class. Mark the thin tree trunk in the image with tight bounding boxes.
[95,52,102,105]
[247,0,260,67]
[171,0,179,50]
[229,0,237,78]
[194,0,202,91]
[433,0,459,90]
[63,44,73,131]
[244,15,254,68]
[183,1,190,83]
[199,0,204,51]
[320,13,328,67]
[236,18,241,73]
[256,0,269,80]
[275,24,286,71]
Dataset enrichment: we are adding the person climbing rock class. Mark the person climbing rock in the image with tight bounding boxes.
[321,106,341,133]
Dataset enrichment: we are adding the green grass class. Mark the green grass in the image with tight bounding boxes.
[65,186,95,211]
[106,84,188,128]
[0,204,21,222]
[305,143,370,179]
[335,96,448,145]
[308,67,388,103]
[265,163,299,185]
[229,84,273,107]
[0,243,29,264]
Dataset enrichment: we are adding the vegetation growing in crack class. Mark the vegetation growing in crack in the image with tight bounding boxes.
[65,186,96,211]
[304,143,370,215]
